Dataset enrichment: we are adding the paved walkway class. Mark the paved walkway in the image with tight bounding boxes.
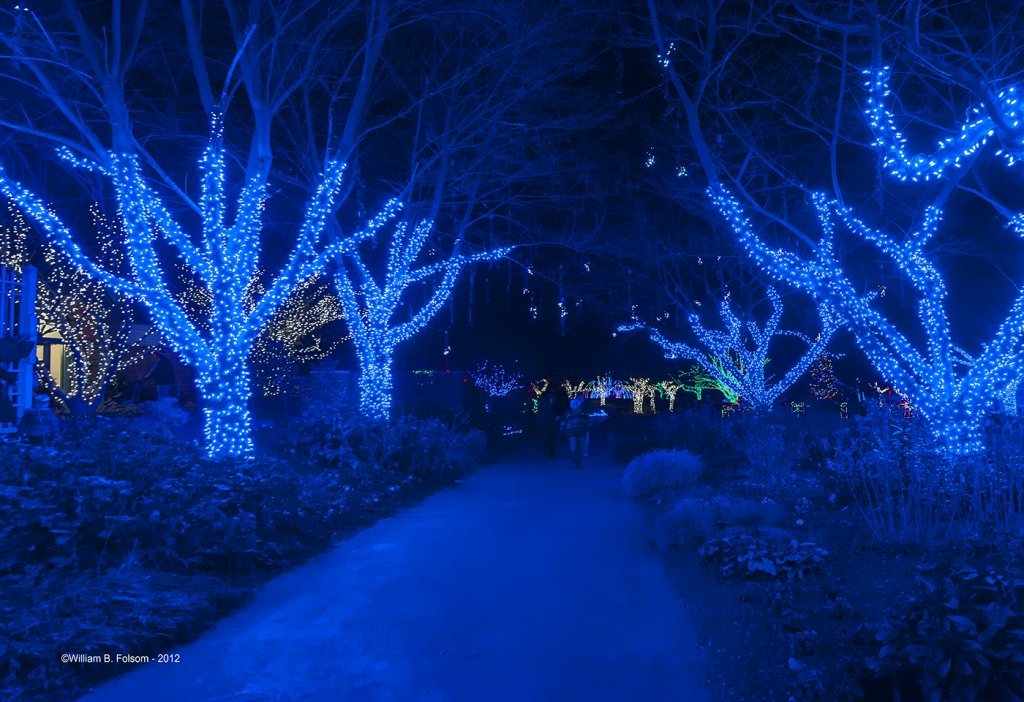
[81,452,706,702]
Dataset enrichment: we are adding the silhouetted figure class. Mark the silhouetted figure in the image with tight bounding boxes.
[561,397,591,469]
[538,393,558,458]
[0,367,17,425]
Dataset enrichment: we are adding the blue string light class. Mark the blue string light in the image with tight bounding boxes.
[864,66,1024,181]
[0,116,395,458]
[708,184,1024,455]
[470,362,523,398]
[620,287,835,410]
[332,219,509,420]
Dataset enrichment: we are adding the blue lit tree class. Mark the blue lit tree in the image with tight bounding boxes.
[470,362,523,400]
[621,288,835,411]
[0,2,406,456]
[704,63,1024,454]
[333,223,508,419]
[0,120,399,457]
[643,2,1024,454]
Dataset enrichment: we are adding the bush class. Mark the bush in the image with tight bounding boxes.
[653,495,787,549]
[827,409,1024,545]
[653,497,717,548]
[623,449,704,500]
[698,534,827,580]
[286,409,484,485]
[868,563,1024,701]
[1,410,468,701]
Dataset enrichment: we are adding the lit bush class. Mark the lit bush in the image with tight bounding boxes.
[623,449,705,499]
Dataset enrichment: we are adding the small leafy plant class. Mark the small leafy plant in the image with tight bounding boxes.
[698,533,827,580]
[868,563,1024,701]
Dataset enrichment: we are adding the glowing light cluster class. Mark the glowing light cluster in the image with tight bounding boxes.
[710,184,1024,454]
[562,380,588,399]
[808,352,839,400]
[864,67,1024,181]
[0,115,387,458]
[529,378,549,413]
[623,377,656,414]
[621,288,835,411]
[586,374,623,406]
[470,362,523,398]
[0,203,148,413]
[331,217,509,420]
[251,276,345,396]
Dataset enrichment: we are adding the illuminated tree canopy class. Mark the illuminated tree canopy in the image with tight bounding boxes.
[0,119,396,457]
[333,219,508,419]
[621,288,835,411]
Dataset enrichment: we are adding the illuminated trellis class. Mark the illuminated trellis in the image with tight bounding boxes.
[0,115,393,457]
[621,288,835,411]
[529,378,549,413]
[332,217,508,420]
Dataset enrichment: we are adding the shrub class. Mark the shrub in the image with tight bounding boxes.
[286,409,484,485]
[0,410,463,701]
[868,563,1024,701]
[739,419,789,475]
[653,497,717,548]
[653,495,788,549]
[698,534,827,580]
[623,449,704,500]
[827,409,1024,545]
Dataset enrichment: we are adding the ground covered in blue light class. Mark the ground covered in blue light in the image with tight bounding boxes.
[80,448,705,702]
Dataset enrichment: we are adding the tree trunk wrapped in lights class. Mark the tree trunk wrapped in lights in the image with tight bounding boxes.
[331,219,508,420]
[710,185,1017,455]
[704,66,1024,455]
[586,374,622,406]
[0,121,398,458]
[621,288,835,412]
[656,379,684,412]
[623,377,657,414]
[562,380,587,399]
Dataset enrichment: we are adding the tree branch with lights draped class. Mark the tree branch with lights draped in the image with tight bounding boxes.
[331,219,509,419]
[0,123,399,457]
[704,66,1024,454]
[620,288,836,411]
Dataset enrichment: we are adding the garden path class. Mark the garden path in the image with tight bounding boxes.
[80,450,706,702]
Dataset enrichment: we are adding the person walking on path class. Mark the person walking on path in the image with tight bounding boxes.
[561,397,591,469]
